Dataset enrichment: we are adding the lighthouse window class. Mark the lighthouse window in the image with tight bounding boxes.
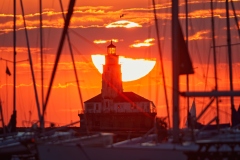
[96,104,99,110]
[108,47,115,54]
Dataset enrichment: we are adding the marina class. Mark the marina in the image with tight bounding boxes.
[0,0,240,159]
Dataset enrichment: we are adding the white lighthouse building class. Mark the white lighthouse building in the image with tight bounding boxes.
[79,42,156,133]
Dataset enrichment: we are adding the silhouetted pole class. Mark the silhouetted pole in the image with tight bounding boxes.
[210,0,219,130]
[172,0,180,143]
[226,0,234,126]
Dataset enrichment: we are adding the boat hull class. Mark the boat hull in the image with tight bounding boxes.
[37,144,188,160]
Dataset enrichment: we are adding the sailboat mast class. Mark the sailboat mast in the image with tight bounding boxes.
[59,0,85,127]
[172,0,180,143]
[185,0,190,109]
[210,0,219,129]
[20,0,42,129]
[43,0,76,115]
[40,0,44,129]
[226,0,234,125]
[13,0,17,131]
[185,0,191,130]
[152,0,170,128]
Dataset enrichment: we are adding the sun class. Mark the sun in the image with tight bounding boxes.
[91,54,156,82]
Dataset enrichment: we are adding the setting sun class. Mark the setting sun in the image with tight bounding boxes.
[91,54,156,82]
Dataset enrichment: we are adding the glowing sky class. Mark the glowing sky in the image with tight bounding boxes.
[0,0,240,128]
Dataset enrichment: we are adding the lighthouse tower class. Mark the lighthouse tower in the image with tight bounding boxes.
[101,41,123,99]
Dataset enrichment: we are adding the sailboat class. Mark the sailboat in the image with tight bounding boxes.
[181,0,240,158]
[0,0,79,159]
[0,0,32,159]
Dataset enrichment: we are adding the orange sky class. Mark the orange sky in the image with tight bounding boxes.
[0,0,240,128]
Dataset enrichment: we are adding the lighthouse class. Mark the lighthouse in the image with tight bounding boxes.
[79,41,157,134]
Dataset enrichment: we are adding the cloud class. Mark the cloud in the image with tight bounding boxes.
[130,38,155,48]
[1,0,240,35]
[93,39,120,44]
[187,9,231,19]
[188,30,210,40]
[93,40,108,44]
[106,20,142,28]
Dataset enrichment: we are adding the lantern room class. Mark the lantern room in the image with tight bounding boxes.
[107,41,116,54]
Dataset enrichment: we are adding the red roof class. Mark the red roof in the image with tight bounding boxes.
[84,92,150,103]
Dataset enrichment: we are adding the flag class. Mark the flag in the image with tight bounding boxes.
[231,105,239,127]
[177,20,194,75]
[185,100,197,127]
[6,66,11,76]
[189,100,196,119]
